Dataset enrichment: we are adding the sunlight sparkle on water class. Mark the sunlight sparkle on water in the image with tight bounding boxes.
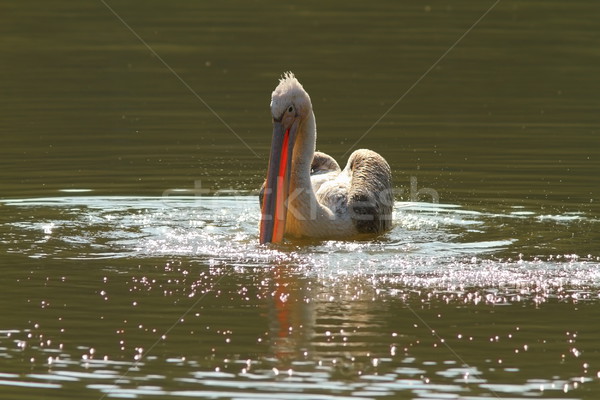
[1,196,600,398]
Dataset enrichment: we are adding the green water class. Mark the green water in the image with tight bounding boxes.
[1,1,600,399]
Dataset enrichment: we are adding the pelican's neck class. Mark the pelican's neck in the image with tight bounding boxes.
[290,110,316,191]
[285,110,341,237]
[284,110,322,230]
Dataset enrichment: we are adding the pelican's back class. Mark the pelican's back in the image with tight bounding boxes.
[346,149,394,234]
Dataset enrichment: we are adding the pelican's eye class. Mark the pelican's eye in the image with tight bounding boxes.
[287,106,294,113]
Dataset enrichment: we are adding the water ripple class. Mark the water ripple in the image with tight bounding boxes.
[2,196,600,293]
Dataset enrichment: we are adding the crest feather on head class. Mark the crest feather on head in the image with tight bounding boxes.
[270,72,312,118]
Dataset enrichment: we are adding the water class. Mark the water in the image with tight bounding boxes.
[1,0,600,399]
[2,197,600,399]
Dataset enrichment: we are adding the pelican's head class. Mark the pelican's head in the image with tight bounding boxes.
[260,72,312,244]
[270,72,312,122]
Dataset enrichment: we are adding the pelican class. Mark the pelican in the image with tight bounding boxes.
[259,72,394,244]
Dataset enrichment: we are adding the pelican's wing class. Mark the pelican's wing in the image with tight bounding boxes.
[311,151,341,175]
[346,149,394,233]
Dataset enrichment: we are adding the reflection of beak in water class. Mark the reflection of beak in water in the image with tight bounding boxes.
[267,266,387,378]
[269,265,314,364]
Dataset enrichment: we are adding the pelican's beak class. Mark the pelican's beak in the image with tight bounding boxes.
[259,119,298,244]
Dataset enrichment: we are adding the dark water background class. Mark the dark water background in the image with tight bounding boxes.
[1,1,600,399]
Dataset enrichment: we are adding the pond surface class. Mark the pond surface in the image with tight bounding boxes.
[1,1,600,399]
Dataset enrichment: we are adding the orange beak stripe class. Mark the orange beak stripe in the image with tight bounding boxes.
[272,129,290,242]
[260,119,294,245]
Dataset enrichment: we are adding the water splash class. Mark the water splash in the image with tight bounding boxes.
[2,196,599,293]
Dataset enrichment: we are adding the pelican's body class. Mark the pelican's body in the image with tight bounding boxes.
[259,73,393,244]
